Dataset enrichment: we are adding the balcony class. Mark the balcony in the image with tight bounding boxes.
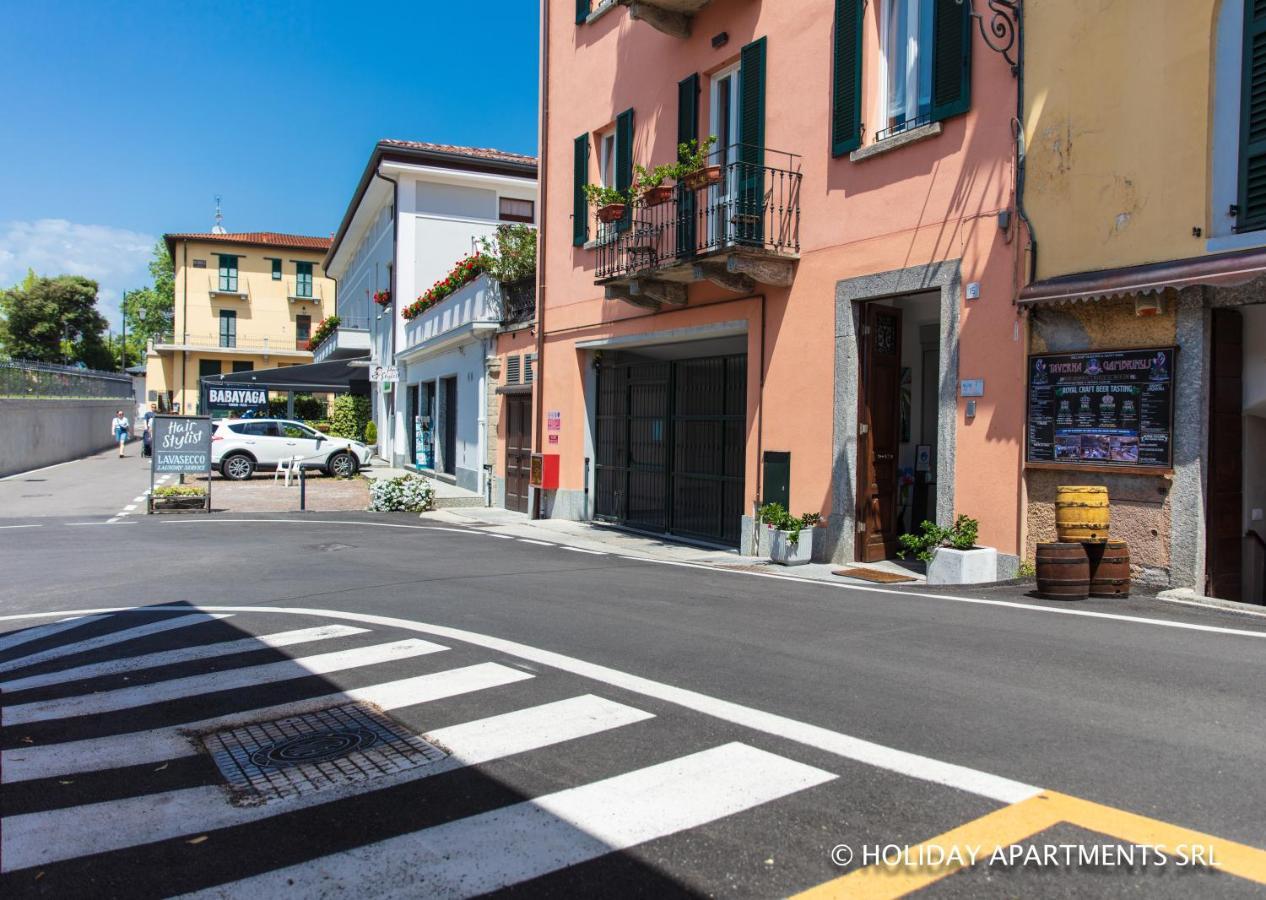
[150,333,312,357]
[614,0,712,38]
[208,275,249,301]
[400,274,536,361]
[310,315,371,363]
[285,278,325,306]
[595,146,801,308]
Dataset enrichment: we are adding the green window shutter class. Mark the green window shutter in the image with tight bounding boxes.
[677,73,700,258]
[1239,1,1266,232]
[577,0,590,24]
[217,255,238,292]
[831,0,864,156]
[271,258,281,280]
[738,38,767,245]
[573,134,589,247]
[930,0,972,122]
[296,261,313,297]
[615,107,635,233]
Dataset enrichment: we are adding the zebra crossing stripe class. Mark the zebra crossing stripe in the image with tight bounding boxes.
[0,615,110,654]
[183,742,836,898]
[0,613,235,674]
[0,694,652,872]
[2,638,447,726]
[0,624,370,693]
[3,662,532,784]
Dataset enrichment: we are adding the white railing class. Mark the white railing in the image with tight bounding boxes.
[402,274,503,352]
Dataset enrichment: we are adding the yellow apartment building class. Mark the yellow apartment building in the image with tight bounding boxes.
[146,232,335,414]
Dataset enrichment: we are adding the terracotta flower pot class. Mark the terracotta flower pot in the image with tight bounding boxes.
[597,203,627,224]
[681,166,722,191]
[640,186,674,207]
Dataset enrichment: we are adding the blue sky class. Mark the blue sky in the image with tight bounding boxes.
[0,1,539,329]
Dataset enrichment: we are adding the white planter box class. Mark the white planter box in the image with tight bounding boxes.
[770,528,817,566]
[926,546,998,585]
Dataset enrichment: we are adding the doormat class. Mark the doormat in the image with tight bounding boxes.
[832,567,918,584]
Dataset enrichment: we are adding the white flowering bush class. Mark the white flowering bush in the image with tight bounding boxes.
[369,475,435,513]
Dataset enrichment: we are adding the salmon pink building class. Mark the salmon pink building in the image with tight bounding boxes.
[533,0,1027,568]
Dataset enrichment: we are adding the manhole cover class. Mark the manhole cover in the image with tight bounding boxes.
[201,703,447,805]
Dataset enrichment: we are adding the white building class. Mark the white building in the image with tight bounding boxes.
[322,141,537,494]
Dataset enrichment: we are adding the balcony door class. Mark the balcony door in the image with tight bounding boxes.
[708,64,741,248]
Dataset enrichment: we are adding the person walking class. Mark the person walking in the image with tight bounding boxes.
[111,410,130,457]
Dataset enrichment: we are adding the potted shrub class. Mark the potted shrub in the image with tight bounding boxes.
[759,503,822,566]
[151,484,206,511]
[633,163,676,207]
[372,289,391,307]
[898,515,998,585]
[583,184,629,224]
[674,136,721,191]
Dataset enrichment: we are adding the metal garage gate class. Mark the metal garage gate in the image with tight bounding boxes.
[595,354,746,546]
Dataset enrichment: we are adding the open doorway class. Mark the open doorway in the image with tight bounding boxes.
[855,291,941,562]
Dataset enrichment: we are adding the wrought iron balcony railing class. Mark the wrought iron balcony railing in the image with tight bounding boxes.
[501,278,536,326]
[595,145,801,285]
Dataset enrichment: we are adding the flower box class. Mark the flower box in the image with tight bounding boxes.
[681,166,722,191]
[926,546,998,585]
[597,203,628,224]
[640,186,674,207]
[152,495,207,512]
[372,290,392,307]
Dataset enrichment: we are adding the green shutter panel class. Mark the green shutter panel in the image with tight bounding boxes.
[737,37,767,245]
[677,73,700,258]
[615,107,635,233]
[1238,0,1266,232]
[573,134,589,247]
[576,0,590,24]
[930,0,972,122]
[831,0,864,156]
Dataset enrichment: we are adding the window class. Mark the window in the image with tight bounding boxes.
[296,314,312,343]
[270,258,282,280]
[217,255,239,292]
[295,262,313,298]
[231,421,278,437]
[219,310,236,348]
[598,129,617,190]
[281,422,319,439]
[199,359,222,379]
[499,197,535,223]
[881,0,935,135]
[232,361,253,373]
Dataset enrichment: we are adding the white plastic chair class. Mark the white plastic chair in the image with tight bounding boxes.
[274,455,303,486]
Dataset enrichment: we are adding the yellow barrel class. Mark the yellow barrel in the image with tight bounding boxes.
[1055,485,1110,543]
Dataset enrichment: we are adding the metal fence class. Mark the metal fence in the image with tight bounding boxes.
[0,359,133,399]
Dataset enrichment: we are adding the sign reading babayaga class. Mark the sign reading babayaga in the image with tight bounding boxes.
[1026,347,1176,468]
[206,386,268,413]
[152,416,213,474]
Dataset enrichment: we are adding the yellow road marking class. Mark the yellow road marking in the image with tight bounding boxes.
[793,790,1266,899]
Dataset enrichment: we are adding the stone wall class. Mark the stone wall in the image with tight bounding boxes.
[0,399,128,478]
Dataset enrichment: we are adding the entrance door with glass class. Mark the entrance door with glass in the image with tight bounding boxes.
[857,303,904,562]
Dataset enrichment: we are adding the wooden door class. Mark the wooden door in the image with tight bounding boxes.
[1207,308,1243,601]
[504,394,531,513]
[856,303,903,562]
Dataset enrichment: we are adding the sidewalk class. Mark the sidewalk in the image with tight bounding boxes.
[361,460,484,509]
[419,504,929,587]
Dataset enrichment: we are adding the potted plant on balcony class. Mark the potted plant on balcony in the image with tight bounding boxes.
[674,135,721,191]
[898,515,998,585]
[633,163,677,208]
[759,503,822,566]
[372,289,391,307]
[583,184,630,224]
[307,315,339,352]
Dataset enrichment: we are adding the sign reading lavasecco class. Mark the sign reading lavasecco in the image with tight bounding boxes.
[152,415,214,474]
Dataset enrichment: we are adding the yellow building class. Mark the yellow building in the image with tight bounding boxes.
[146,232,335,415]
[1018,0,1266,603]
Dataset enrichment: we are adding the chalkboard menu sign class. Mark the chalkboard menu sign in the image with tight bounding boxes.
[1026,347,1176,469]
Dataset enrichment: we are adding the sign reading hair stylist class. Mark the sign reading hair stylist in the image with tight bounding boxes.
[1026,347,1175,468]
[152,416,214,473]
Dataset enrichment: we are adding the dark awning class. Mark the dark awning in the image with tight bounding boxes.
[1018,245,1266,306]
[199,356,371,394]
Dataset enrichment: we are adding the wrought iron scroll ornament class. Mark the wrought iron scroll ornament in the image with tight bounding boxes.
[958,0,1021,72]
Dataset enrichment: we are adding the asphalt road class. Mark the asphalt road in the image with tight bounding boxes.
[2,489,1266,894]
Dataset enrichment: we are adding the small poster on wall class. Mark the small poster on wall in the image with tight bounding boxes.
[1025,347,1175,469]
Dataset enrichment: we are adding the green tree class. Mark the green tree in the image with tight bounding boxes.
[121,240,174,352]
[0,274,111,367]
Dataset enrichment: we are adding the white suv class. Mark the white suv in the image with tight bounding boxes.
[211,419,372,480]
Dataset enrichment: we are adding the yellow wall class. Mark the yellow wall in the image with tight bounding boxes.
[147,239,335,412]
[1024,0,1217,278]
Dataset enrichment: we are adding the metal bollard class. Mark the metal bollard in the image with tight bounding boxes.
[299,465,306,511]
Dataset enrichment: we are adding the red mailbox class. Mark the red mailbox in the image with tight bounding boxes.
[530,453,560,490]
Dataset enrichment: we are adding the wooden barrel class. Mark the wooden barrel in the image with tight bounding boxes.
[1036,542,1090,600]
[1086,540,1131,598]
[1055,485,1110,543]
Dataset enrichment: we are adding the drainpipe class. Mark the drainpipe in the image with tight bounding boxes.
[1012,3,1037,284]
[751,293,767,556]
[181,242,188,413]
[375,165,400,464]
[531,0,550,519]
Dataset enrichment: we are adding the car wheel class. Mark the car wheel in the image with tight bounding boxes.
[327,451,357,478]
[221,453,255,481]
